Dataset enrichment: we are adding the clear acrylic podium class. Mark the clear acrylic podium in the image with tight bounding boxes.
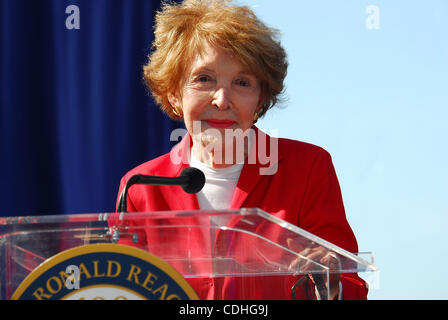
[0,208,377,300]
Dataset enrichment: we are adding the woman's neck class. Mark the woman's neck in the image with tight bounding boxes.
[191,141,248,169]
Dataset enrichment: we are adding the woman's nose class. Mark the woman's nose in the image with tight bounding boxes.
[212,87,231,110]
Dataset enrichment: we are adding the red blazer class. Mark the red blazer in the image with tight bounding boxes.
[114,127,368,300]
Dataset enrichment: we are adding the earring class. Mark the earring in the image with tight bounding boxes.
[253,112,259,123]
[173,107,182,118]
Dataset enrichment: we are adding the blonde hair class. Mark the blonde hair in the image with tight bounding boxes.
[143,0,288,119]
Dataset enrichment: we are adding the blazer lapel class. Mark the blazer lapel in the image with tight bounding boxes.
[230,126,283,209]
[160,132,201,211]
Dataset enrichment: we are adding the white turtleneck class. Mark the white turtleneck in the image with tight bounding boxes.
[189,149,244,210]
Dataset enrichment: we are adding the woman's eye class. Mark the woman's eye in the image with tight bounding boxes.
[194,75,212,83]
[235,79,250,87]
[189,74,215,89]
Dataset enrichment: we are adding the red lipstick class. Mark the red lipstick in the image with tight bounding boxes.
[205,119,236,129]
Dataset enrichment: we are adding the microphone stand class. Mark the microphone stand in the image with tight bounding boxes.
[116,167,205,212]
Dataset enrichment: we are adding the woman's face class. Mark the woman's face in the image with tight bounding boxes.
[168,42,262,164]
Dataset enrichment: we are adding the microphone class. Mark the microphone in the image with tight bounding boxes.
[117,167,205,212]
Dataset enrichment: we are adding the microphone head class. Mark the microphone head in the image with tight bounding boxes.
[180,167,205,194]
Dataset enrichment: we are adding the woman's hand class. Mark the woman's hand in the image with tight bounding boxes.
[287,239,341,300]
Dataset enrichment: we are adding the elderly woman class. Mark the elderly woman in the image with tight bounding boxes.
[116,0,367,300]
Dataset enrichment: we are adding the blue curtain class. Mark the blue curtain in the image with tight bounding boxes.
[0,0,184,216]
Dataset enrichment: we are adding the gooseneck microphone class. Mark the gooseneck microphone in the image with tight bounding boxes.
[117,167,205,212]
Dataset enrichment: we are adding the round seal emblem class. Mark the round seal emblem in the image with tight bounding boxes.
[11,243,199,300]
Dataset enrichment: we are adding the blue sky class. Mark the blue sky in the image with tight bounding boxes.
[241,0,448,299]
